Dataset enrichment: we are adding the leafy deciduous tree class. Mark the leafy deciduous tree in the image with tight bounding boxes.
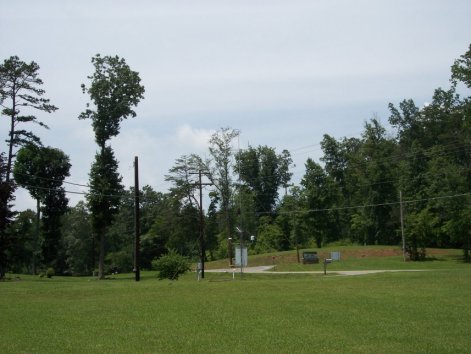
[80,54,144,279]
[79,54,145,149]
[206,128,239,260]
[7,209,35,273]
[235,145,293,215]
[13,144,70,270]
[61,202,93,275]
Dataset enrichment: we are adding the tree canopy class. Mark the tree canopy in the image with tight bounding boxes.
[0,56,58,182]
[3,45,471,276]
[79,54,145,148]
[80,54,144,279]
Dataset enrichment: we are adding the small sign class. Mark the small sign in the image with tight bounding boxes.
[331,251,341,261]
[235,246,248,266]
[302,251,319,264]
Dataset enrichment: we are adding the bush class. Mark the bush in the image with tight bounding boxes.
[46,268,55,278]
[151,250,190,280]
[105,250,133,274]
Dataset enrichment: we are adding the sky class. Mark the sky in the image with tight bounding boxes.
[1,0,470,211]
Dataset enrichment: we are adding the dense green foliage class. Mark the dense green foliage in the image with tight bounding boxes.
[0,153,15,278]
[13,144,71,270]
[79,54,145,148]
[2,46,470,276]
[87,146,124,278]
[151,250,191,280]
[60,201,93,275]
[206,128,240,260]
[0,55,57,278]
[5,209,35,273]
[80,54,144,279]
[235,146,293,215]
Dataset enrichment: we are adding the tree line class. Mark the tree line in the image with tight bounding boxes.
[1,45,470,278]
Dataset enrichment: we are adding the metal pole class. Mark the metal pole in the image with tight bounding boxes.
[226,208,232,266]
[240,231,243,277]
[33,198,40,275]
[228,237,233,267]
[399,190,406,262]
[237,138,244,278]
[134,156,140,281]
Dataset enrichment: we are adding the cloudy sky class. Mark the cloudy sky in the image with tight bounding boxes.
[1,0,470,210]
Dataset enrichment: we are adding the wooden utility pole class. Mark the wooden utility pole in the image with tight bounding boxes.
[198,170,205,279]
[134,156,140,281]
[399,190,406,262]
[190,170,212,279]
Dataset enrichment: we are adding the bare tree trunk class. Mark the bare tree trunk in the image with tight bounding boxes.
[6,109,15,183]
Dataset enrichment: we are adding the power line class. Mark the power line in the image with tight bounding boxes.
[15,148,469,203]
[13,171,90,188]
[287,130,364,155]
[16,184,125,200]
[287,139,469,177]
[13,139,468,198]
[262,191,471,216]
[13,138,469,211]
[16,178,470,222]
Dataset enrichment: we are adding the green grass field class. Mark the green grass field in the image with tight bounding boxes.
[208,245,467,271]
[1,247,470,353]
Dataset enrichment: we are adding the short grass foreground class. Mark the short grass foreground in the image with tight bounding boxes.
[1,262,470,353]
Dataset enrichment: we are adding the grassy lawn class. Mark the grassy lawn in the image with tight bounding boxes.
[205,246,467,272]
[1,256,470,353]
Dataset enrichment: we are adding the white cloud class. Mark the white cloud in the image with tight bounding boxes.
[109,124,214,195]
[176,125,214,151]
[3,0,470,211]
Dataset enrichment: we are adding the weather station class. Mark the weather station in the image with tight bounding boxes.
[234,227,256,276]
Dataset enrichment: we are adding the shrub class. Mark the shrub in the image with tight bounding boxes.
[46,268,55,278]
[151,250,190,280]
[105,250,133,274]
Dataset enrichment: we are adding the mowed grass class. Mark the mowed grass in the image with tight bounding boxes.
[206,245,467,272]
[1,259,470,353]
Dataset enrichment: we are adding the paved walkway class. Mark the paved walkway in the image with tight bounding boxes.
[205,266,427,276]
